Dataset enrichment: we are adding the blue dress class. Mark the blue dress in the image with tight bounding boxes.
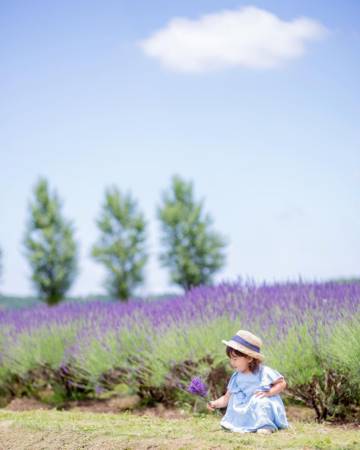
[220,364,289,433]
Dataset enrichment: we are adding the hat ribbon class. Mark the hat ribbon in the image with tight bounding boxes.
[231,335,260,353]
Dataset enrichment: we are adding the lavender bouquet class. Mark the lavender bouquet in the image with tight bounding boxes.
[187,376,220,415]
[187,376,209,398]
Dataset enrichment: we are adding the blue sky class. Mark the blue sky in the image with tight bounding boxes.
[1,1,359,297]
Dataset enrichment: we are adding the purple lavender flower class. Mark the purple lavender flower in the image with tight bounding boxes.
[187,377,209,398]
[95,385,105,395]
[1,278,359,397]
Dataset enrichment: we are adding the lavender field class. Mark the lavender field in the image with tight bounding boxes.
[1,280,360,422]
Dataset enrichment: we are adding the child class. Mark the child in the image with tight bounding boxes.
[207,329,289,434]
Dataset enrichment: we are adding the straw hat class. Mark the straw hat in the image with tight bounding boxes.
[222,329,265,362]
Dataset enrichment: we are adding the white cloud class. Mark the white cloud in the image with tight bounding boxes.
[138,6,328,73]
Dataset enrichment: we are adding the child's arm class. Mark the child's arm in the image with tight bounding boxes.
[207,389,231,411]
[268,378,287,395]
[255,377,287,398]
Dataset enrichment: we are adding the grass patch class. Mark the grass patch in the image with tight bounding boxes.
[0,409,359,449]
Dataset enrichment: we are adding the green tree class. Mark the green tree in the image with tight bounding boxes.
[91,187,148,301]
[23,177,78,306]
[157,175,228,291]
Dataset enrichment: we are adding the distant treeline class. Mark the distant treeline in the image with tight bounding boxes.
[0,292,179,311]
[0,175,228,305]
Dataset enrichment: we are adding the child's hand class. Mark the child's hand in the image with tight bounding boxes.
[254,390,271,399]
[207,400,217,411]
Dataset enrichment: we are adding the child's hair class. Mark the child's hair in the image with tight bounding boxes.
[226,346,261,374]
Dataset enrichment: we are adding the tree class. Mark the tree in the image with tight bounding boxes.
[157,175,228,291]
[23,177,78,306]
[91,187,148,301]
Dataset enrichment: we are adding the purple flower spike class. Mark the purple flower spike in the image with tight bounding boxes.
[187,377,208,398]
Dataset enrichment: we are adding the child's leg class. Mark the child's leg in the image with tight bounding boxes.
[256,426,275,434]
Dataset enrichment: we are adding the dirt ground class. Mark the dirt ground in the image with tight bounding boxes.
[2,396,320,423]
[0,406,359,450]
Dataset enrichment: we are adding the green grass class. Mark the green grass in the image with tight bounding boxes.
[0,409,359,449]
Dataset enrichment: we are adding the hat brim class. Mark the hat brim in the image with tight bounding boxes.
[222,339,265,362]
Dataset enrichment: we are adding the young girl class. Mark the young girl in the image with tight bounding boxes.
[207,329,289,434]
